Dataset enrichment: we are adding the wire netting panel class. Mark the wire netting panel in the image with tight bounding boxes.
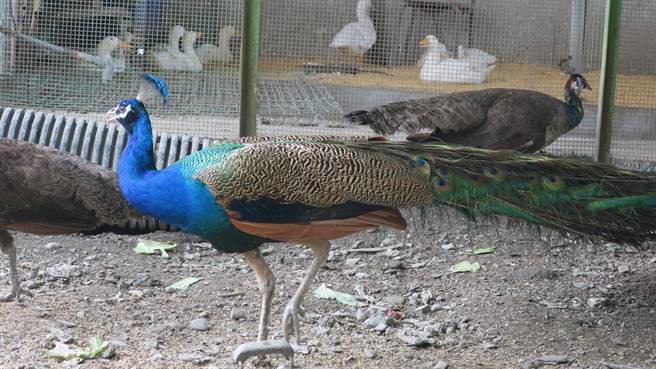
[607,0,656,170]
[257,0,607,146]
[0,0,243,136]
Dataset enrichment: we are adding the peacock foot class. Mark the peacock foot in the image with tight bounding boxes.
[0,285,32,302]
[282,303,306,344]
[232,340,294,369]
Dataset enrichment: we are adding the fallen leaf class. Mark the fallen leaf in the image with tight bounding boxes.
[166,277,202,290]
[134,240,177,258]
[78,337,108,360]
[45,342,78,361]
[467,247,496,255]
[450,261,480,273]
[313,284,357,306]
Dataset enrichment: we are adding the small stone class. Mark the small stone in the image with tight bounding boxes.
[190,318,209,331]
[573,281,591,290]
[587,297,607,309]
[230,308,246,320]
[396,328,434,347]
[345,258,360,267]
[318,315,337,329]
[364,349,376,359]
[44,242,62,250]
[355,272,369,279]
[45,264,81,278]
[385,295,405,307]
[364,315,386,329]
[389,260,404,270]
[374,323,388,332]
[433,360,448,369]
[26,280,43,290]
[441,243,455,250]
[355,308,369,321]
[536,355,569,365]
[482,341,498,349]
[101,345,117,359]
[484,328,500,338]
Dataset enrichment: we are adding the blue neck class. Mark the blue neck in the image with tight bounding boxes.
[119,114,156,180]
[564,90,584,128]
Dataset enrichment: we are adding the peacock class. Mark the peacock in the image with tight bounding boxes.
[0,139,145,302]
[346,59,591,153]
[111,74,656,367]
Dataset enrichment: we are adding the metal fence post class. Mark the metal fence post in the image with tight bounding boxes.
[239,0,261,137]
[594,0,622,164]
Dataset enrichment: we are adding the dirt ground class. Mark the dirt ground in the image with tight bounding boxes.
[0,209,655,369]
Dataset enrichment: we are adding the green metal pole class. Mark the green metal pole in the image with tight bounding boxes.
[239,0,261,137]
[594,0,622,163]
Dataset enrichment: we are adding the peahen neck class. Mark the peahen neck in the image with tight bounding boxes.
[564,87,584,128]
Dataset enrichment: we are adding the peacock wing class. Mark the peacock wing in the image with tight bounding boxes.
[190,141,433,241]
[352,89,511,136]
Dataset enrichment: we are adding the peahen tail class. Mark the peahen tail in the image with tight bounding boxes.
[351,141,656,244]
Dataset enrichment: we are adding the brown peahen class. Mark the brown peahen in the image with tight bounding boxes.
[345,60,591,153]
[0,138,143,301]
[111,74,655,367]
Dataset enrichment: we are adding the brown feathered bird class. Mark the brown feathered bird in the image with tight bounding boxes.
[346,67,591,153]
[0,139,142,301]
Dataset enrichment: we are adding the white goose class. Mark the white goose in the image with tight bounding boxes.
[419,35,494,84]
[457,45,497,69]
[329,0,376,65]
[195,25,239,65]
[70,35,132,81]
[179,30,203,72]
[150,25,186,70]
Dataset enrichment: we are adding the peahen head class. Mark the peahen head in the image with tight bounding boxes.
[107,73,168,133]
[565,73,592,97]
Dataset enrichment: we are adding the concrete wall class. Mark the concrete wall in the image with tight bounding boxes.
[260,0,656,74]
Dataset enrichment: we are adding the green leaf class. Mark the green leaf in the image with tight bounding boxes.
[166,277,202,290]
[134,240,177,258]
[450,261,480,273]
[78,337,109,360]
[467,247,496,255]
[313,284,357,306]
[45,342,78,361]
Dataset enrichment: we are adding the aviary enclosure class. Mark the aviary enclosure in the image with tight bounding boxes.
[0,0,655,168]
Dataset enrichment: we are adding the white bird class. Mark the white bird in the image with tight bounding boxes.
[70,36,132,81]
[419,35,494,84]
[417,37,452,67]
[329,0,376,66]
[195,25,240,65]
[179,30,203,72]
[150,25,186,70]
[457,45,497,69]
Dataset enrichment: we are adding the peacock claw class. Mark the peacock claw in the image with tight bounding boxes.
[0,286,32,302]
[282,304,304,344]
[232,340,294,369]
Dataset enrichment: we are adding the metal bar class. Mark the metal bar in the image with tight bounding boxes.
[569,0,586,71]
[239,0,261,137]
[594,0,622,163]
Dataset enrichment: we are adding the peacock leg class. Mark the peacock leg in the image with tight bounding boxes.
[234,249,294,368]
[0,230,32,302]
[282,240,331,344]
[242,248,276,341]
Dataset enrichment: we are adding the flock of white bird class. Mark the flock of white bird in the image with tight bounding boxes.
[82,24,238,79]
[330,0,497,84]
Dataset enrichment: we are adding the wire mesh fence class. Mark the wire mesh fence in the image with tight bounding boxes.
[0,0,654,167]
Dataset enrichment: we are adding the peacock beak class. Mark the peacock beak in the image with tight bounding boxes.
[118,40,133,50]
[419,38,430,47]
[107,107,118,122]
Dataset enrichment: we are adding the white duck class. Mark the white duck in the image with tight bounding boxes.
[419,35,494,84]
[417,37,452,67]
[195,25,240,65]
[329,0,376,65]
[179,30,203,72]
[69,35,132,81]
[457,45,497,69]
[150,25,186,70]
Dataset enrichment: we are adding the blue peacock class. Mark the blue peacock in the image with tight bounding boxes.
[111,74,656,366]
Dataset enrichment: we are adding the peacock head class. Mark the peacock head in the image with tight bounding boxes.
[107,73,168,133]
[107,98,146,133]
